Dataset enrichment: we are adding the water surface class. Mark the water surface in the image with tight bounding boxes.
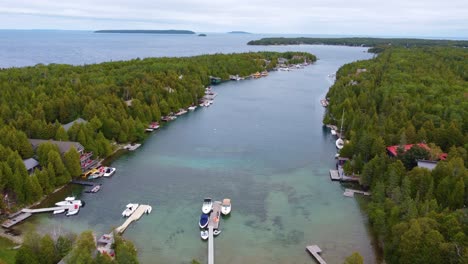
[4,31,375,263]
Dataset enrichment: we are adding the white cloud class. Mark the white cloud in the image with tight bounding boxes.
[0,0,467,37]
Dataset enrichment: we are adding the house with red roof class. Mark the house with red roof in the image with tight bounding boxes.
[386,143,447,160]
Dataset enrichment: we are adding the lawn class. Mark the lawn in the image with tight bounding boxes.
[0,236,17,264]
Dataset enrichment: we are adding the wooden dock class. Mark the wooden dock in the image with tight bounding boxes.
[208,226,214,264]
[306,245,327,264]
[115,204,151,234]
[2,212,32,228]
[343,189,371,197]
[22,206,74,213]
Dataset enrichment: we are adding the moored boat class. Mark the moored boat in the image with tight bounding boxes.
[221,198,231,215]
[252,72,261,78]
[53,209,65,214]
[331,129,337,136]
[199,214,209,228]
[213,229,221,236]
[145,206,152,214]
[261,71,268,76]
[202,198,213,214]
[188,106,197,111]
[336,138,344,149]
[103,167,116,177]
[85,184,102,193]
[122,203,139,217]
[66,207,79,216]
[200,230,209,240]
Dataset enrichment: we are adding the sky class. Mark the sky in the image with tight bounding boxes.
[0,0,467,37]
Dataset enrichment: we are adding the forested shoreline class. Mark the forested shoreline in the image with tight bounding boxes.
[247,37,468,53]
[324,47,467,263]
[0,51,315,211]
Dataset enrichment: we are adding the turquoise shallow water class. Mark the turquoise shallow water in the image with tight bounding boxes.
[8,32,376,263]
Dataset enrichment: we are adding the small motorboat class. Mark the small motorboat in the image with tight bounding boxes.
[336,138,344,150]
[122,203,139,217]
[55,197,83,207]
[213,229,221,236]
[331,129,337,136]
[66,209,79,216]
[145,206,152,214]
[202,198,213,214]
[199,214,209,228]
[200,230,209,240]
[221,199,231,215]
[188,106,197,111]
[103,167,116,177]
[85,184,102,193]
[53,209,65,214]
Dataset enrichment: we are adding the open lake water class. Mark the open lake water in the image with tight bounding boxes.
[2,31,375,263]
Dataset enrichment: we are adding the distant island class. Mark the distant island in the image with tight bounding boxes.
[198,33,207,37]
[228,31,251,34]
[94,30,196,34]
[247,37,468,52]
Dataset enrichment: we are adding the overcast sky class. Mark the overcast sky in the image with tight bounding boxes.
[1,0,467,37]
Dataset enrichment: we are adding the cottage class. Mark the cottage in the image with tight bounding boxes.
[62,118,87,131]
[28,139,98,172]
[23,158,40,174]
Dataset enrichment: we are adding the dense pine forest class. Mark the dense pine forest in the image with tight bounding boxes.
[0,51,316,210]
[324,47,467,263]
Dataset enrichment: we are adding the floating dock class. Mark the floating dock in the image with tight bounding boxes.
[115,204,151,234]
[329,169,341,181]
[306,245,327,264]
[2,204,78,228]
[343,189,371,197]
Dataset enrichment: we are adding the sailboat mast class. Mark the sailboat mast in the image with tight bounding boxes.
[339,109,344,139]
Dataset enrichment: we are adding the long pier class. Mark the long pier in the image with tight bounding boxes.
[115,204,151,234]
[2,205,77,228]
[207,201,221,264]
[306,245,327,264]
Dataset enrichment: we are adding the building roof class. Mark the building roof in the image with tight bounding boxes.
[62,118,87,131]
[23,158,39,171]
[28,139,84,154]
[386,143,430,156]
[417,160,438,171]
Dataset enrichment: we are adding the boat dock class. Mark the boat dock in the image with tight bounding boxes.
[343,189,371,197]
[71,180,94,186]
[123,144,141,151]
[207,201,221,264]
[2,204,77,228]
[115,204,151,234]
[329,169,341,181]
[306,245,327,264]
[2,212,33,229]
[329,169,359,183]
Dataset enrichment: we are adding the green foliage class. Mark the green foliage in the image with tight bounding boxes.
[325,47,468,264]
[248,37,468,52]
[114,235,139,264]
[63,147,82,178]
[0,236,17,264]
[343,252,364,264]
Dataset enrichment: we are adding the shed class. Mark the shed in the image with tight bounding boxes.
[23,158,40,174]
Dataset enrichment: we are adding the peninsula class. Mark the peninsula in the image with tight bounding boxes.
[228,31,251,34]
[247,37,468,52]
[94,30,196,34]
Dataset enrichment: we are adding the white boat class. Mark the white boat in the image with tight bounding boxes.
[200,230,209,240]
[336,110,345,150]
[221,198,231,215]
[122,203,139,217]
[145,206,152,214]
[202,198,213,214]
[103,167,116,177]
[331,129,337,136]
[53,209,65,214]
[213,229,221,236]
[66,209,79,216]
[55,197,83,207]
[188,106,197,111]
[336,138,344,150]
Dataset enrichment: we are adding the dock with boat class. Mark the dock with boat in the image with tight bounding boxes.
[306,245,327,264]
[115,204,152,234]
[343,189,371,197]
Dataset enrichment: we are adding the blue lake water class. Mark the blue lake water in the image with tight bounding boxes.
[3,31,376,263]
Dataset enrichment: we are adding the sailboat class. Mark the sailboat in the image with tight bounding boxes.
[335,110,345,150]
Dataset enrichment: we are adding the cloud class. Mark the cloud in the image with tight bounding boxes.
[0,0,467,37]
